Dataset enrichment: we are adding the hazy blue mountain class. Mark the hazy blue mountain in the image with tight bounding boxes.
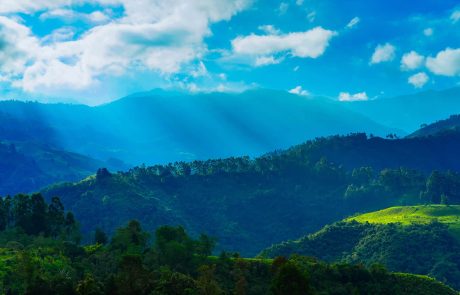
[0,140,120,196]
[343,87,460,133]
[0,89,396,165]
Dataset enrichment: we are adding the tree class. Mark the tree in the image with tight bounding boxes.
[29,194,48,235]
[196,265,223,295]
[76,275,104,295]
[271,262,313,295]
[94,228,108,245]
[154,226,195,271]
[48,197,65,237]
[110,220,149,254]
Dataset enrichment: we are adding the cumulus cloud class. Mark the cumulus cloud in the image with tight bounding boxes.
[0,0,251,92]
[40,8,111,24]
[258,25,280,35]
[232,27,336,63]
[408,72,429,88]
[346,17,360,29]
[289,86,309,96]
[0,0,72,14]
[370,43,396,64]
[426,48,460,76]
[338,92,368,102]
[400,51,425,71]
[0,16,40,79]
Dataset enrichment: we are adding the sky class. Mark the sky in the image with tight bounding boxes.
[0,0,459,105]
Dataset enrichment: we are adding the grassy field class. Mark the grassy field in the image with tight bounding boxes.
[346,205,460,239]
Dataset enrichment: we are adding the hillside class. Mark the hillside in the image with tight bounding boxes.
[408,115,460,138]
[0,194,457,295]
[261,205,460,289]
[0,140,124,196]
[41,130,460,256]
[346,205,460,238]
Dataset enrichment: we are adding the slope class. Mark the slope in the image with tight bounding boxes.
[261,205,460,290]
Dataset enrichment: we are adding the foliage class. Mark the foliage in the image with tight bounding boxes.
[262,206,460,290]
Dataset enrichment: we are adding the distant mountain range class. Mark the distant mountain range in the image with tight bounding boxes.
[343,87,460,133]
[0,89,398,166]
[0,87,459,195]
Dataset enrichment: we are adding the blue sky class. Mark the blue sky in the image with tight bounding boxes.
[0,0,459,105]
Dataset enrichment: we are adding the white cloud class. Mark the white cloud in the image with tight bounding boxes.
[0,0,252,93]
[190,61,208,78]
[296,0,304,6]
[426,48,460,76]
[346,17,360,29]
[278,2,289,15]
[255,56,283,66]
[338,92,368,102]
[0,0,72,14]
[289,86,309,96]
[0,16,40,78]
[451,10,460,23]
[232,27,337,62]
[370,43,396,64]
[423,28,433,36]
[258,25,280,35]
[400,51,425,71]
[408,72,429,88]
[39,8,111,24]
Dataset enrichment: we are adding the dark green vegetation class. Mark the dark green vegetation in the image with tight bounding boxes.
[0,195,456,295]
[261,206,460,290]
[41,129,460,256]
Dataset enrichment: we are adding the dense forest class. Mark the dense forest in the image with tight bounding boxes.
[262,221,460,289]
[42,130,460,255]
[0,194,456,295]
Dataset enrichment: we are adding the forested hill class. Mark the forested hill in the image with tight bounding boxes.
[260,205,460,290]
[408,114,460,138]
[281,132,460,172]
[42,130,460,256]
[0,194,456,294]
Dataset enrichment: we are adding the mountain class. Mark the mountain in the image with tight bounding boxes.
[408,114,460,138]
[260,205,460,290]
[41,129,460,256]
[343,87,460,133]
[0,90,397,165]
[0,140,124,196]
